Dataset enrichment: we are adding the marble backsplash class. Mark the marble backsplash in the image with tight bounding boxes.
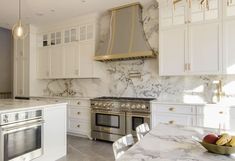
[41,0,235,103]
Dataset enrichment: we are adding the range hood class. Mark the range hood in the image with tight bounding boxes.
[95,3,155,61]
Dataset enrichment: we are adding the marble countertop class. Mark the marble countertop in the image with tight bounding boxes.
[117,124,235,161]
[30,96,92,100]
[0,99,67,113]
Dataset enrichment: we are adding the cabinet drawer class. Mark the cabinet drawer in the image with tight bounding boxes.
[154,114,195,126]
[68,107,90,121]
[156,104,195,115]
[69,99,90,107]
[68,119,90,134]
[197,105,230,116]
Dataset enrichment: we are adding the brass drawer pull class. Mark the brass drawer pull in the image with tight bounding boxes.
[169,107,175,111]
[77,125,80,128]
[169,120,174,124]
[219,111,224,114]
[77,112,81,115]
[77,101,80,105]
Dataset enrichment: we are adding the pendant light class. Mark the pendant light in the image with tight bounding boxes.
[12,0,27,39]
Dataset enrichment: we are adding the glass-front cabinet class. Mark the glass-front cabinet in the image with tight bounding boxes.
[189,0,220,23]
[225,0,235,18]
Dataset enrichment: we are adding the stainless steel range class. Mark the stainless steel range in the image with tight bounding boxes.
[0,109,44,161]
[91,97,155,142]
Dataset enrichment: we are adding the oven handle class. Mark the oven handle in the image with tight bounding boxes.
[126,113,150,118]
[91,110,125,115]
[1,119,44,134]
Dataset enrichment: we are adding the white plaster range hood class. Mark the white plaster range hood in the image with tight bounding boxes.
[95,3,155,61]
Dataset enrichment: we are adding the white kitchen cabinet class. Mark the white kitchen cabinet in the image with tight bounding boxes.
[35,104,67,161]
[67,99,91,138]
[64,43,80,78]
[188,22,221,74]
[159,0,188,28]
[224,0,235,18]
[159,0,222,76]
[223,19,235,74]
[37,47,50,78]
[37,22,100,79]
[50,46,64,78]
[159,26,187,75]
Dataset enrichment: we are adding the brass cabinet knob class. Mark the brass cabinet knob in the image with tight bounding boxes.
[77,125,80,128]
[77,112,81,115]
[169,107,175,111]
[77,101,80,105]
[169,120,174,124]
[219,111,224,114]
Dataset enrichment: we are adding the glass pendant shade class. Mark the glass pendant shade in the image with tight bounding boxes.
[12,0,27,39]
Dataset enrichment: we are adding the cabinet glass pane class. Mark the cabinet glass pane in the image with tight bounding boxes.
[64,30,70,43]
[80,26,86,41]
[71,28,77,42]
[205,0,218,20]
[43,34,48,46]
[227,1,235,17]
[87,25,93,39]
[51,33,55,45]
[56,32,61,44]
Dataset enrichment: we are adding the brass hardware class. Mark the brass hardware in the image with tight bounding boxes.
[77,112,80,115]
[184,64,188,71]
[169,107,175,111]
[77,101,80,105]
[188,64,191,71]
[213,80,225,103]
[187,0,192,8]
[128,70,141,78]
[169,120,174,124]
[219,111,224,114]
[77,125,80,128]
[227,0,233,6]
[200,0,209,10]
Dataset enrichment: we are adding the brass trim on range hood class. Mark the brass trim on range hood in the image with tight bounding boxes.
[95,2,156,62]
[94,51,156,61]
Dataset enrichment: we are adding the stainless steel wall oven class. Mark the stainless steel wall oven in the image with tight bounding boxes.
[0,110,43,161]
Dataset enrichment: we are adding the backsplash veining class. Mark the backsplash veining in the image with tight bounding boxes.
[42,0,235,102]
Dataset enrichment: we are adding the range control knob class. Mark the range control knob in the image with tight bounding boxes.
[98,103,103,106]
[141,105,146,109]
[3,115,8,123]
[131,105,136,109]
[137,104,141,109]
[126,103,130,108]
[121,104,126,108]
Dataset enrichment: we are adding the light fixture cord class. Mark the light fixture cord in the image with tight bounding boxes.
[19,0,21,20]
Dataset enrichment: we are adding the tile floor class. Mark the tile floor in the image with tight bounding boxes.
[58,135,114,161]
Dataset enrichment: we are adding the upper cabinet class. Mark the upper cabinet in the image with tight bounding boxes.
[159,0,222,76]
[37,20,102,79]
[224,0,235,18]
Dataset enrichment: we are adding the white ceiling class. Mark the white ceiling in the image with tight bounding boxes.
[0,0,152,29]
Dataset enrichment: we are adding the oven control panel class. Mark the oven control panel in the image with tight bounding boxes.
[0,110,42,125]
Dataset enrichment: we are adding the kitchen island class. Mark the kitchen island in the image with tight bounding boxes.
[117,124,235,161]
[0,99,67,161]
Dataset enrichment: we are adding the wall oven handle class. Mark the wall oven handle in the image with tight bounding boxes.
[91,110,125,116]
[126,113,150,118]
[1,120,44,134]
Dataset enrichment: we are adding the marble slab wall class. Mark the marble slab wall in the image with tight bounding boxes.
[41,0,235,103]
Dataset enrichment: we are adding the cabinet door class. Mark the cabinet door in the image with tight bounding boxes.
[64,43,80,78]
[224,0,235,18]
[223,19,235,74]
[159,27,187,76]
[79,41,94,77]
[188,22,221,74]
[159,0,188,28]
[37,47,50,79]
[189,0,220,23]
[50,46,64,78]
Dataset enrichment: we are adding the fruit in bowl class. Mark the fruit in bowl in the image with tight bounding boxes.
[196,133,235,155]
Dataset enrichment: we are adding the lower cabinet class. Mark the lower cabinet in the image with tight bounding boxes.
[151,103,234,130]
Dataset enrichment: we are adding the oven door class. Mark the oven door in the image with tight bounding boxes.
[91,110,125,135]
[0,119,44,161]
[126,112,150,137]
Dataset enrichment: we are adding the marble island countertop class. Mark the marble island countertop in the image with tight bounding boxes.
[0,99,67,113]
[117,124,235,161]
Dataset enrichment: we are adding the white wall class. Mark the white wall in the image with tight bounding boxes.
[0,27,12,92]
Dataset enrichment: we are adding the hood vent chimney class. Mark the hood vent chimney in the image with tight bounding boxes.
[95,3,155,61]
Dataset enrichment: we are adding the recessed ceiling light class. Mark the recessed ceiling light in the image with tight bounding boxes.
[35,13,44,17]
